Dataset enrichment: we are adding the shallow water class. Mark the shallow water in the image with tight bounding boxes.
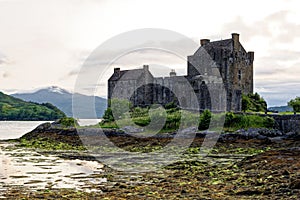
[0,121,51,140]
[0,142,106,195]
[0,120,102,140]
[77,119,102,126]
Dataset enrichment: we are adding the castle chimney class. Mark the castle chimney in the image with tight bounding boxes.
[232,33,240,51]
[114,68,120,77]
[200,39,210,46]
[143,64,149,71]
[169,69,176,77]
[248,51,254,62]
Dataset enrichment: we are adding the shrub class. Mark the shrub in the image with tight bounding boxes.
[132,116,150,127]
[149,107,167,125]
[165,101,178,109]
[57,117,78,127]
[224,112,275,131]
[131,107,149,118]
[109,98,132,120]
[198,110,211,130]
[263,116,275,128]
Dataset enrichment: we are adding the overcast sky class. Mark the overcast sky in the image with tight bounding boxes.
[0,0,300,106]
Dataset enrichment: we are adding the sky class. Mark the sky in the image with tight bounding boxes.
[0,0,300,106]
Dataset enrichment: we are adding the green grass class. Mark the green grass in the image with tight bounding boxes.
[100,108,275,133]
[278,111,295,115]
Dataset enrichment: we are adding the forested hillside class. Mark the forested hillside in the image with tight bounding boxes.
[0,91,65,120]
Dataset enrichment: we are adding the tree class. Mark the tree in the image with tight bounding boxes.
[103,107,114,122]
[288,97,300,113]
[241,93,267,112]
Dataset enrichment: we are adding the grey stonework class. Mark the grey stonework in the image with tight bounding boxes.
[108,33,254,112]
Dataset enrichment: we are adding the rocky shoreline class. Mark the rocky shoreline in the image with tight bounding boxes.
[21,122,300,145]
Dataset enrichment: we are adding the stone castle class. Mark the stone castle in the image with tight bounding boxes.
[108,33,254,112]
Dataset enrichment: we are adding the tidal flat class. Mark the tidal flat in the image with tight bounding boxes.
[1,132,300,199]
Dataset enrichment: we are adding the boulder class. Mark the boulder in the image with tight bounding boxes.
[121,126,144,133]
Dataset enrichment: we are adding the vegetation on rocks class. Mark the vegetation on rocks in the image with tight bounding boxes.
[18,137,85,150]
[55,117,79,128]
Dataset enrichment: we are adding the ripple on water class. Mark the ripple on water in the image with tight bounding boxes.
[0,142,106,193]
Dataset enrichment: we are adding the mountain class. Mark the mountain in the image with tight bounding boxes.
[268,105,293,112]
[0,91,66,120]
[12,86,107,118]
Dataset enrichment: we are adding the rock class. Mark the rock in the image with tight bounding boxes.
[282,170,290,176]
[33,122,51,132]
[257,135,268,140]
[258,128,283,137]
[234,128,285,138]
[240,131,260,139]
[268,136,285,143]
[176,127,198,138]
[290,179,300,189]
[180,127,198,134]
[218,133,240,142]
[121,126,144,133]
[286,132,296,137]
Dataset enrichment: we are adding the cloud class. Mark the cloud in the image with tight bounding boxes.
[265,49,300,62]
[222,10,300,44]
[2,72,9,78]
[69,36,198,84]
[222,16,271,41]
[0,52,9,65]
[222,10,300,106]
[67,69,80,77]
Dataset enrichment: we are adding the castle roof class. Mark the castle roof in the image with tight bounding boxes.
[204,39,232,49]
[193,36,247,58]
[109,69,144,81]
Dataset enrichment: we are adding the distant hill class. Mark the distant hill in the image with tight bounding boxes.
[0,91,66,120]
[12,86,107,118]
[268,105,293,112]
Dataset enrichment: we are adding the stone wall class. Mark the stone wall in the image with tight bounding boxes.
[258,114,300,133]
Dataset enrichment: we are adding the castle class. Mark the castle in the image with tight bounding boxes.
[108,33,254,112]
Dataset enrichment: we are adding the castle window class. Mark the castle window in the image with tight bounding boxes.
[238,70,242,80]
